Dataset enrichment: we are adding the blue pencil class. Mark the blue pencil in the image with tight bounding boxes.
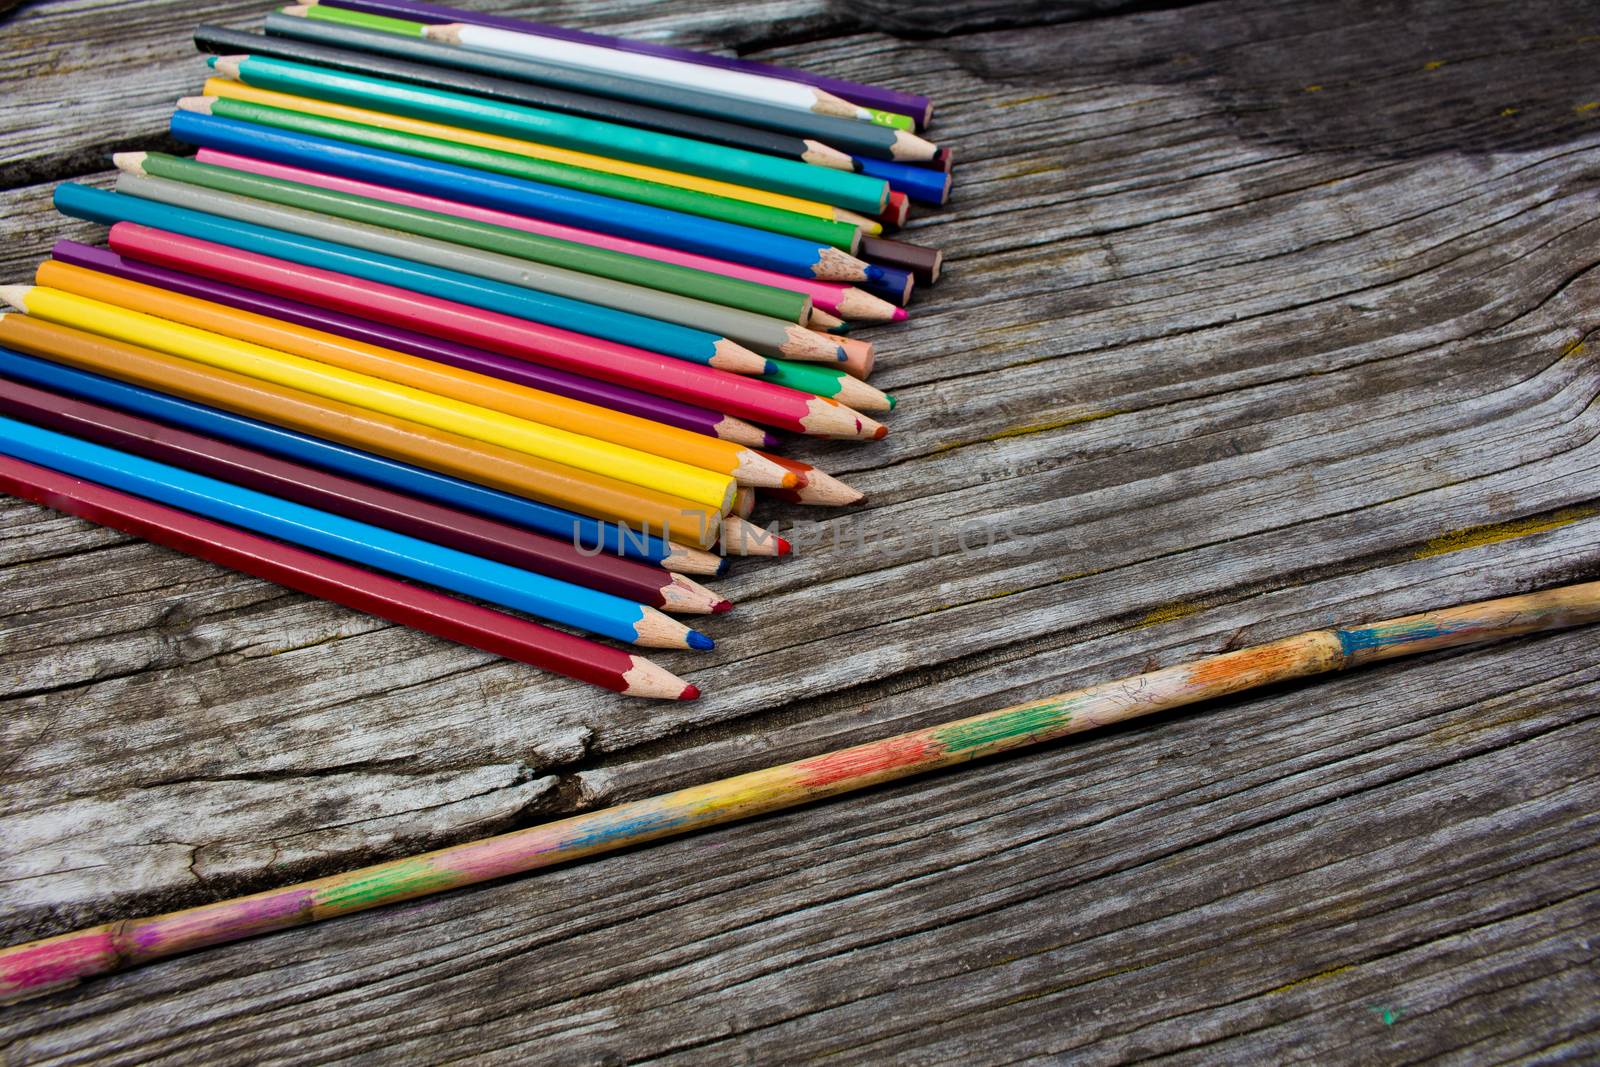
[0,415,712,649]
[52,183,763,373]
[0,347,719,575]
[168,110,872,283]
[853,156,951,206]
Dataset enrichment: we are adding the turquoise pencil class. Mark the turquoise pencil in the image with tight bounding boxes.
[0,416,711,650]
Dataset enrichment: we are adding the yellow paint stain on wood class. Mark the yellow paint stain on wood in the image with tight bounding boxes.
[932,410,1121,454]
[997,93,1057,108]
[1413,506,1597,559]
[1561,338,1586,358]
[1136,602,1203,627]
[1423,59,1447,70]
[1577,101,1600,113]
[1269,963,1356,996]
[1304,84,1324,93]
[1501,107,1519,117]
[1428,703,1548,749]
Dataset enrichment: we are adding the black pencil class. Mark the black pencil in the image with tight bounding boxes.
[193,22,854,171]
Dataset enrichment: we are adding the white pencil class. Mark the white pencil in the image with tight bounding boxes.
[422,21,891,125]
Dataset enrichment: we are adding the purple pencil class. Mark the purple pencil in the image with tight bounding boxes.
[319,0,934,129]
[50,242,779,450]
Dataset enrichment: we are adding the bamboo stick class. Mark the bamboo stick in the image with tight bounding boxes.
[3,580,1597,1003]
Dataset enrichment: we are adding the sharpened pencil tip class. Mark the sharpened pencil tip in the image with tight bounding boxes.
[760,432,781,448]
[874,424,889,440]
[892,308,908,321]
[775,536,793,557]
[687,630,715,651]
[680,683,701,700]
[886,393,898,410]
[712,599,734,614]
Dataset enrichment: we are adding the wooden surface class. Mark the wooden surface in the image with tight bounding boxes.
[3,0,1599,1060]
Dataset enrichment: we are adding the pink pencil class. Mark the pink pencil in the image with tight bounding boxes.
[195,149,908,325]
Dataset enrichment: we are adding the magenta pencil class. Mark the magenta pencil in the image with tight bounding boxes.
[195,149,907,325]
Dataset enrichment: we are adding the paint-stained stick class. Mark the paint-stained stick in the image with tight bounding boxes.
[10,580,1593,1001]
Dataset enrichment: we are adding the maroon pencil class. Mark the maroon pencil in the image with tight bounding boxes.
[858,235,943,286]
[0,376,729,615]
[49,241,778,450]
[0,453,697,699]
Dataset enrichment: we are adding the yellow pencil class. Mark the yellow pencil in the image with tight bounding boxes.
[2,285,736,511]
[203,78,884,235]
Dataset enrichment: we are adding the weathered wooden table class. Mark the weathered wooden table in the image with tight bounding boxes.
[3,0,1597,1060]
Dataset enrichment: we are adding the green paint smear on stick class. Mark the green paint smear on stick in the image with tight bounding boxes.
[317,860,461,912]
[934,699,1076,754]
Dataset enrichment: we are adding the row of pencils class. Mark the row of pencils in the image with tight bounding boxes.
[0,0,948,701]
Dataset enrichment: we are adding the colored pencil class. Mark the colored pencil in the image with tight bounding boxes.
[0,375,727,614]
[759,454,866,507]
[4,284,739,512]
[855,155,953,206]
[877,190,911,229]
[194,150,902,323]
[7,579,1594,999]
[765,357,894,413]
[859,235,944,285]
[859,262,915,306]
[299,5,911,130]
[113,162,848,365]
[106,174,768,375]
[130,149,809,324]
[0,415,712,648]
[180,94,865,251]
[88,176,765,375]
[267,9,931,161]
[36,259,797,492]
[0,314,725,552]
[52,239,777,450]
[200,77,884,237]
[85,216,888,440]
[834,336,875,381]
[0,344,723,575]
[168,109,877,281]
[0,452,698,700]
[719,514,790,557]
[310,0,935,128]
[209,54,891,213]
[195,23,855,171]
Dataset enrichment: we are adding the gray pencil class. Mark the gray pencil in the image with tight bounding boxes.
[111,172,848,364]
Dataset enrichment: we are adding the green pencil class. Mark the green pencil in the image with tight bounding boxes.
[177,96,863,251]
[765,357,895,412]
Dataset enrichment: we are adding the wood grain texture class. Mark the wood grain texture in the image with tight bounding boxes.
[2,0,1598,1060]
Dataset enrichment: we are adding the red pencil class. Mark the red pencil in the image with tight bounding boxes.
[108,223,887,441]
[0,453,698,699]
[0,376,730,614]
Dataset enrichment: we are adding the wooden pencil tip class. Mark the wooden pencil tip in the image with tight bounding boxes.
[280,4,312,15]
[110,152,148,176]
[891,130,939,162]
[711,600,733,614]
[892,307,908,321]
[620,655,699,700]
[775,535,793,556]
[175,96,217,114]
[0,285,32,312]
[802,140,855,171]
[423,23,464,44]
[212,55,245,78]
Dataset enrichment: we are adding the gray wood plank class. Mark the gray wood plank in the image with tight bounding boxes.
[1,0,1598,1061]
